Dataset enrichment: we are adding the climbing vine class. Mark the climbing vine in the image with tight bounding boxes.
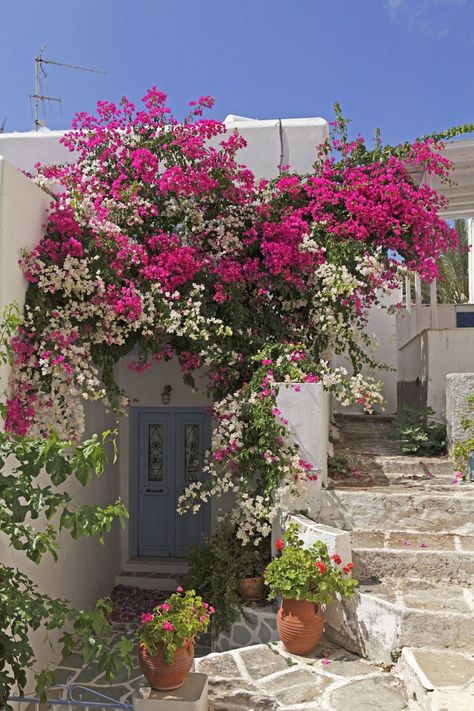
[6,89,460,541]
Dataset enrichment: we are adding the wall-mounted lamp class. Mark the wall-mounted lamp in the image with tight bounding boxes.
[161,385,172,405]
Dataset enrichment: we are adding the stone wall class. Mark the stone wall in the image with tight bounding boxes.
[446,372,474,452]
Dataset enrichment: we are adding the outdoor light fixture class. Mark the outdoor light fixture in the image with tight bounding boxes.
[161,385,172,405]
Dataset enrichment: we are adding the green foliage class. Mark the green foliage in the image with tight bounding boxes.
[236,537,271,579]
[437,219,469,304]
[0,428,127,563]
[185,523,270,635]
[327,452,352,478]
[138,590,212,664]
[0,305,133,707]
[264,524,357,604]
[391,407,446,456]
[452,395,474,475]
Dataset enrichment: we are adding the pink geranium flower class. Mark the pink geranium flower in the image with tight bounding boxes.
[140,613,154,625]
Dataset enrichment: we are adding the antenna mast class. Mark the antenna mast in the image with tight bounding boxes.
[30,46,106,131]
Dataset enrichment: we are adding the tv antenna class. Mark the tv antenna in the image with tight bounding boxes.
[30,46,106,131]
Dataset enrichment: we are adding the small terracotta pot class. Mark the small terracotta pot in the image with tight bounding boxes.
[238,576,265,601]
[138,639,194,690]
[277,598,324,655]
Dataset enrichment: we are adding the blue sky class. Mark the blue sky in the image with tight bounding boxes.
[1,0,472,144]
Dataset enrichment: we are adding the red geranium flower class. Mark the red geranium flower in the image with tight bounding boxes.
[315,561,327,574]
[331,554,342,565]
[275,538,285,552]
[343,562,354,574]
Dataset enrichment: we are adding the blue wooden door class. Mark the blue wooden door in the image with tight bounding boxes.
[134,408,211,557]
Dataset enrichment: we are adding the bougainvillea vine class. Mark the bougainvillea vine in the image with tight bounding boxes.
[6,89,458,542]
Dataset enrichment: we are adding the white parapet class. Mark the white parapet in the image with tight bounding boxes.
[286,513,352,567]
[133,674,208,711]
[276,381,330,510]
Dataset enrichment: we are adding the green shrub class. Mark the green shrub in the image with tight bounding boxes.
[391,407,446,456]
[184,523,270,635]
[452,395,474,477]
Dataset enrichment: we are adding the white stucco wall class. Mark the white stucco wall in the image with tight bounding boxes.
[426,329,474,415]
[397,328,474,417]
[0,158,121,676]
[333,289,402,415]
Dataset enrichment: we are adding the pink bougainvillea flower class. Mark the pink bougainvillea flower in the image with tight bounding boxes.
[140,613,154,625]
[5,87,460,546]
[321,658,331,666]
[162,621,174,631]
[176,586,184,593]
[160,603,170,612]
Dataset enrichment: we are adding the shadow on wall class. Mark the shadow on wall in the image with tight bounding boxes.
[397,377,427,413]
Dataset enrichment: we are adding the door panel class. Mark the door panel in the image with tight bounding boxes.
[137,413,174,556]
[175,413,211,557]
[134,409,211,557]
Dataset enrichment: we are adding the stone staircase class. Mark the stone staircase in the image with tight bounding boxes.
[320,414,474,707]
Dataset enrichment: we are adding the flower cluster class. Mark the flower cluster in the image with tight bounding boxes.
[264,524,358,604]
[6,89,457,542]
[138,588,214,663]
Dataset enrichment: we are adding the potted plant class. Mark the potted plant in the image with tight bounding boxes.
[264,524,357,655]
[138,588,214,690]
[237,538,271,602]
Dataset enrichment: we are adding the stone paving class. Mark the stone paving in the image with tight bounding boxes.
[47,634,420,710]
[194,638,416,710]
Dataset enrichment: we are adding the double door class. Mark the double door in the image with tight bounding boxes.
[134,408,211,557]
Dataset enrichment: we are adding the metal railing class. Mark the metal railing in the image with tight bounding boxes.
[8,682,133,711]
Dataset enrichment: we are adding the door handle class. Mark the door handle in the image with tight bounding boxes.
[143,487,165,494]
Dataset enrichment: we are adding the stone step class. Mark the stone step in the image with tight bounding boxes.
[351,530,474,552]
[324,579,474,663]
[123,556,189,573]
[398,647,474,710]
[115,569,184,591]
[353,547,474,585]
[320,489,474,533]
[334,452,452,476]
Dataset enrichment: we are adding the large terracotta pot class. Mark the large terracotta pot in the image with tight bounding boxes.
[277,598,324,655]
[238,576,265,601]
[138,639,194,690]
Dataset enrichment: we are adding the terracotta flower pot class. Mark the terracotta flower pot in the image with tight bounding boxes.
[138,639,194,691]
[238,576,265,601]
[277,598,324,655]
